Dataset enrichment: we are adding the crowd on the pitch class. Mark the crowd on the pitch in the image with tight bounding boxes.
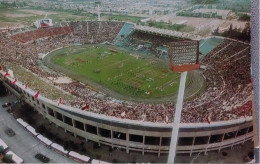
[0,21,252,123]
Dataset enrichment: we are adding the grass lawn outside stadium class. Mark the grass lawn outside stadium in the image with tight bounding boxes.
[44,44,189,100]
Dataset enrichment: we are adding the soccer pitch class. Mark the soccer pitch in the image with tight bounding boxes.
[48,44,184,99]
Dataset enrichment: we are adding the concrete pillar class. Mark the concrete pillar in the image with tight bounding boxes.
[72,120,76,137]
[158,137,162,157]
[62,114,65,122]
[126,133,129,154]
[218,134,225,153]
[53,111,57,118]
[43,105,48,115]
[234,131,238,138]
[84,124,87,132]
[231,131,238,149]
[72,120,75,127]
[243,127,250,144]
[61,114,66,133]
[142,136,145,155]
[190,137,195,157]
[111,130,114,149]
[204,136,211,155]
[97,127,101,146]
[46,106,49,115]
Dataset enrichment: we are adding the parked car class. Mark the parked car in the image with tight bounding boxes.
[2,102,11,108]
[35,153,50,163]
[5,128,15,137]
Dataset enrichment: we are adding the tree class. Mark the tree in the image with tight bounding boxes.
[238,14,250,21]
[212,27,219,35]
[63,141,70,151]
[36,125,46,134]
[228,24,233,33]
[214,22,250,42]
[148,20,156,27]
[240,22,250,41]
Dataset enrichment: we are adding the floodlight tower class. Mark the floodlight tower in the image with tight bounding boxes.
[167,41,200,164]
[95,1,101,21]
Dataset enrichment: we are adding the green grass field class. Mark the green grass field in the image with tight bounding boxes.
[0,8,143,27]
[50,44,183,98]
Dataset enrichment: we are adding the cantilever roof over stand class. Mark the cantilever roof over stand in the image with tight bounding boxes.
[167,40,200,164]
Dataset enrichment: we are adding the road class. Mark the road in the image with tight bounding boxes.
[0,95,75,163]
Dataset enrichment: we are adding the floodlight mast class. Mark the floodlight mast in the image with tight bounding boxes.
[167,41,200,164]
[95,1,101,21]
[167,71,187,164]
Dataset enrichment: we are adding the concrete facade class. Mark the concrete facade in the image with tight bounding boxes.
[0,76,253,157]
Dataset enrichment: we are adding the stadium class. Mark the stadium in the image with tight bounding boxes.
[0,20,253,160]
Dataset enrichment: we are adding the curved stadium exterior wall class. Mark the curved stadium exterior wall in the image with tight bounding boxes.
[0,72,253,156]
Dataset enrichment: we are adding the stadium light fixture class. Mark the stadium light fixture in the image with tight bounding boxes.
[167,41,200,164]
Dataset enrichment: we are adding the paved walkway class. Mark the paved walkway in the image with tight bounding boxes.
[0,95,75,163]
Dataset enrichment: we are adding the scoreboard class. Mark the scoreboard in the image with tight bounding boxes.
[34,19,53,29]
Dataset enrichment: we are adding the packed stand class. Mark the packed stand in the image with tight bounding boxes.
[0,21,252,124]
[10,26,74,44]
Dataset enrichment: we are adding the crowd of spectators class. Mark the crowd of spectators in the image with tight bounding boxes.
[10,27,74,44]
[68,21,124,44]
[0,21,252,124]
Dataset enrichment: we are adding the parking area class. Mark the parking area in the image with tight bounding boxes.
[0,95,75,163]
